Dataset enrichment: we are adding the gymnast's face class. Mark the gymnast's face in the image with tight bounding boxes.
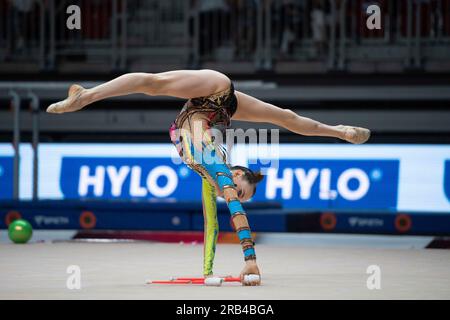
[231,169,255,202]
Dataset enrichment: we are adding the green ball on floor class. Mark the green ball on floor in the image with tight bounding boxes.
[8,219,33,244]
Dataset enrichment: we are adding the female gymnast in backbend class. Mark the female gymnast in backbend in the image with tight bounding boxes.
[47,69,370,286]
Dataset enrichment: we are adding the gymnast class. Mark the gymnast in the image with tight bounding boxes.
[47,69,370,286]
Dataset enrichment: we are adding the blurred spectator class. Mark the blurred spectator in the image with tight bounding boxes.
[279,0,298,57]
[227,0,257,59]
[311,0,326,58]
[82,0,112,39]
[5,0,36,59]
[200,0,228,12]
[198,0,229,57]
[428,0,442,38]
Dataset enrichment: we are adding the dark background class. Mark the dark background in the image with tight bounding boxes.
[0,0,449,144]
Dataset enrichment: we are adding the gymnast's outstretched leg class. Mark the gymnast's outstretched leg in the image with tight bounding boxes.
[46,70,231,114]
[233,91,370,144]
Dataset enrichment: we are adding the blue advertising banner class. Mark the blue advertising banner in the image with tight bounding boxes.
[0,143,449,213]
[0,157,13,200]
[444,160,450,203]
[249,159,399,210]
[60,156,201,200]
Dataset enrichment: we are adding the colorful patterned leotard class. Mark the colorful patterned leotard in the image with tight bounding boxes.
[169,82,256,274]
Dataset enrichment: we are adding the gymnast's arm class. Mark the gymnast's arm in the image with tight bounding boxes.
[201,158,261,285]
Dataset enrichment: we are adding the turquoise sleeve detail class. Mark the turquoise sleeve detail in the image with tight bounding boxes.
[228,200,244,215]
[237,229,252,241]
[244,247,256,257]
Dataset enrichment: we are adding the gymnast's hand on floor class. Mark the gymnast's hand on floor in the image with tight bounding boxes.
[47,84,86,114]
[240,260,261,286]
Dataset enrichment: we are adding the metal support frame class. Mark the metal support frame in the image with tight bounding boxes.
[338,0,348,70]
[193,1,200,68]
[49,0,56,70]
[406,0,414,67]
[111,0,118,70]
[9,90,21,200]
[28,91,40,200]
[39,0,46,70]
[328,0,337,70]
[6,89,41,200]
[264,0,272,70]
[183,0,190,64]
[120,0,127,70]
[256,0,264,69]
[414,0,422,68]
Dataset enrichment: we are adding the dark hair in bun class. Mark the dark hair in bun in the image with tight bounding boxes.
[250,171,264,184]
[231,166,265,196]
